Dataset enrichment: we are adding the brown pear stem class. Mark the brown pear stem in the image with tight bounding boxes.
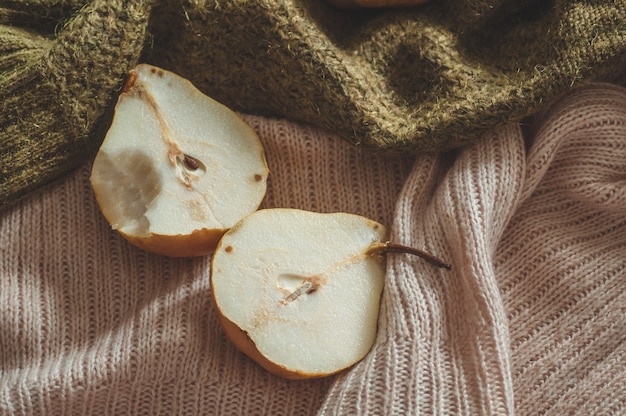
[383,242,452,270]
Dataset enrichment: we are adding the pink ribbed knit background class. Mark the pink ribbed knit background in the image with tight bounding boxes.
[1,81,625,415]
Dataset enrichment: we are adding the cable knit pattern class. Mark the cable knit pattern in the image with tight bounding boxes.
[1,82,625,415]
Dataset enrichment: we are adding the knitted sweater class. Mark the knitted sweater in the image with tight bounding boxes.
[2,0,626,209]
[1,79,625,414]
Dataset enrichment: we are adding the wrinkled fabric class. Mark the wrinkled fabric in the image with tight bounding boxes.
[1,80,626,414]
[2,0,626,209]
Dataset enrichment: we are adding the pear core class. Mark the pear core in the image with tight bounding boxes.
[211,208,387,378]
[90,64,268,256]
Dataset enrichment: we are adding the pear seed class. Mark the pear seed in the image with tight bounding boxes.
[183,154,200,171]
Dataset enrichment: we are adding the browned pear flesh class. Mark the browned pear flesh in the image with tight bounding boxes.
[90,64,269,257]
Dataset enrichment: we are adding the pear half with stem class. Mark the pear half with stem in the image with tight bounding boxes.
[90,64,268,257]
[210,208,450,379]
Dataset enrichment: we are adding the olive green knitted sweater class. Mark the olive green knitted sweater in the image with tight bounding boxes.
[1,0,625,209]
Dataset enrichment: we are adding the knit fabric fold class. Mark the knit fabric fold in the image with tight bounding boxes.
[2,0,626,209]
[319,121,525,415]
[1,80,625,414]
[319,82,626,414]
[1,0,151,210]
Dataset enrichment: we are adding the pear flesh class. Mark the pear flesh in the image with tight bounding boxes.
[90,64,268,256]
[211,208,387,379]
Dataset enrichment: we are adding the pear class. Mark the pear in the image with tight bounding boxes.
[90,64,268,257]
[210,208,450,379]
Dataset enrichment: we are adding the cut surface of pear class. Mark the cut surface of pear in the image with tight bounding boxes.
[211,208,387,379]
[90,64,268,257]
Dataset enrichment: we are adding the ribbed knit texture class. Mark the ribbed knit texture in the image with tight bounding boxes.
[1,80,625,414]
[2,0,626,209]
[0,0,152,209]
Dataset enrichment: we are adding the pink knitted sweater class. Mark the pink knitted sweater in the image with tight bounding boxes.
[1,80,625,414]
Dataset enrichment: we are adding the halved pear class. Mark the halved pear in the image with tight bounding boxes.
[90,64,268,257]
[210,208,389,379]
